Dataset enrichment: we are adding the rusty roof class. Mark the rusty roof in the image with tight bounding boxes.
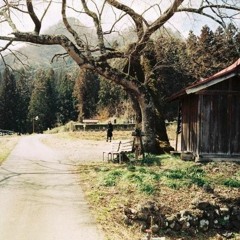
[168,58,240,101]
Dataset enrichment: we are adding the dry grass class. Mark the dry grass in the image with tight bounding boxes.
[0,135,19,164]
[57,124,239,240]
[1,127,240,240]
[53,130,133,141]
[77,159,240,240]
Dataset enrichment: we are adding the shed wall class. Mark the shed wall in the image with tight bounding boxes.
[181,95,199,153]
[180,75,240,160]
[198,76,240,157]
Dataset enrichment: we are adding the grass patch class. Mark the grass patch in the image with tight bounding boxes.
[0,136,19,164]
[100,169,124,186]
[45,130,133,141]
[77,156,240,240]
[222,178,240,188]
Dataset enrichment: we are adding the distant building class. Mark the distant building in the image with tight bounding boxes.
[169,58,240,162]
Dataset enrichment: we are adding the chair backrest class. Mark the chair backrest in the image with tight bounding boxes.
[111,141,121,152]
[119,140,133,153]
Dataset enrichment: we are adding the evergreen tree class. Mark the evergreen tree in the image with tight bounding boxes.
[73,69,100,121]
[45,68,57,127]
[15,68,32,133]
[213,23,240,67]
[196,25,216,78]
[56,71,77,124]
[153,34,193,119]
[185,24,240,80]
[98,76,128,118]
[0,68,19,131]
[28,69,57,132]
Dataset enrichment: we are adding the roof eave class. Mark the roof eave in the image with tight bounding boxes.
[186,72,238,94]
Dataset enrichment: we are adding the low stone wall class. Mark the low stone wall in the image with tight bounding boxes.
[74,123,135,131]
[123,200,240,236]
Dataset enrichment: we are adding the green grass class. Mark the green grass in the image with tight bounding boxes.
[0,136,19,164]
[222,178,240,188]
[101,169,124,186]
[78,154,240,240]
[96,155,212,194]
[94,155,240,197]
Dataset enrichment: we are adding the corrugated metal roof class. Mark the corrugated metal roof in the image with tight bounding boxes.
[168,58,240,101]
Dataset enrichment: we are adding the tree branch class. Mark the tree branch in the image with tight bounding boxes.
[94,51,125,62]
[26,0,41,34]
[131,0,184,57]
[62,0,85,49]
[51,53,69,63]
[148,0,184,34]
[0,5,18,32]
[81,0,106,53]
[11,32,89,66]
[8,48,29,68]
[0,52,9,68]
[105,0,148,39]
[103,12,127,35]
[40,0,52,22]
[177,4,240,28]
[0,40,13,52]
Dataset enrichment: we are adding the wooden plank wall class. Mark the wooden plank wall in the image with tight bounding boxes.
[181,95,199,153]
[198,76,240,156]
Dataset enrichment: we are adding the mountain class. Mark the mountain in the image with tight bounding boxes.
[0,18,97,71]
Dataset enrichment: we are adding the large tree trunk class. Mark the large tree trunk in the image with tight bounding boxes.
[137,92,173,154]
[128,93,142,124]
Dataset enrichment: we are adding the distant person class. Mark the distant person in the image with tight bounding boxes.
[106,121,113,142]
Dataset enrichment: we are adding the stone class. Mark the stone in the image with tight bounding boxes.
[137,212,149,221]
[220,207,230,216]
[199,219,209,232]
[203,183,214,193]
[151,224,160,233]
[123,215,133,225]
[181,220,191,230]
[197,201,212,210]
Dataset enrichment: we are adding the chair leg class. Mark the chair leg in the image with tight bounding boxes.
[108,153,112,162]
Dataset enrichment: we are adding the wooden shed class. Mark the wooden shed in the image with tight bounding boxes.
[169,58,240,162]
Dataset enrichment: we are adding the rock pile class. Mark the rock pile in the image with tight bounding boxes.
[123,199,240,235]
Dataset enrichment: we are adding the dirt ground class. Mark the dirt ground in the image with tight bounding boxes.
[0,134,105,240]
[42,133,240,240]
[1,132,239,240]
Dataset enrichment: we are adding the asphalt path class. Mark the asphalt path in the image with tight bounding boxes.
[0,135,105,240]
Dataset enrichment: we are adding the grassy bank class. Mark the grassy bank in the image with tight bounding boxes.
[77,157,240,240]
[0,136,19,164]
[43,125,240,239]
[41,125,240,239]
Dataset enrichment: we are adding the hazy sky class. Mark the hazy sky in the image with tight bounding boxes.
[0,0,239,47]
[0,1,223,38]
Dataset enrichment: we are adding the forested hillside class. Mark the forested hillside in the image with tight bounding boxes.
[0,22,239,133]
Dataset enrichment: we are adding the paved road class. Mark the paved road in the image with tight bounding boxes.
[0,135,105,240]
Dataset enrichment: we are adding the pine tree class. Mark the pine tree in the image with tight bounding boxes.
[185,24,240,80]
[210,24,240,72]
[45,68,57,128]
[98,76,127,117]
[0,68,19,131]
[73,69,100,121]
[28,69,57,132]
[15,68,32,133]
[56,71,77,124]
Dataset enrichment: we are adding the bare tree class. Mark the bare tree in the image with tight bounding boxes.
[0,0,239,153]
